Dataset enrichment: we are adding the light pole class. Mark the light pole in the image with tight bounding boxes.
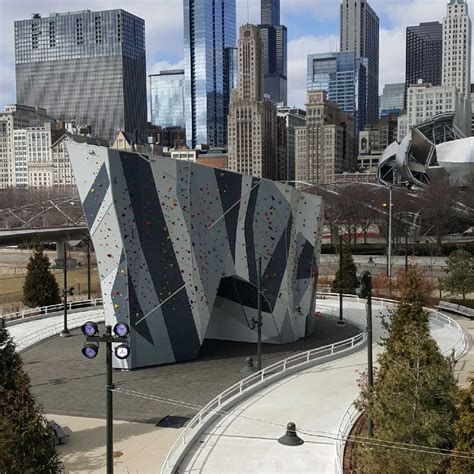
[60,241,74,337]
[81,321,131,474]
[337,234,345,326]
[356,270,374,438]
[256,257,263,370]
[86,237,91,300]
[382,186,393,282]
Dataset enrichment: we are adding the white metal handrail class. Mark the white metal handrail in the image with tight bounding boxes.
[2,297,103,322]
[335,396,363,473]
[14,309,104,352]
[332,294,468,473]
[162,306,369,473]
[320,293,467,360]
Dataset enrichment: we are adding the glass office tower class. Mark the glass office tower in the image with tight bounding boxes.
[183,0,236,148]
[307,51,367,132]
[379,83,405,117]
[150,70,185,129]
[15,10,147,144]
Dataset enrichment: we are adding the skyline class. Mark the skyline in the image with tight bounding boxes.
[0,0,473,110]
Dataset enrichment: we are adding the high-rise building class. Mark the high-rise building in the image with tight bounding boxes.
[406,82,468,134]
[15,10,147,144]
[340,0,379,124]
[261,0,280,25]
[295,91,354,185]
[406,22,443,90]
[442,0,472,97]
[227,24,277,179]
[14,123,52,188]
[276,105,306,181]
[184,0,236,148]
[379,83,406,117]
[307,51,367,132]
[0,105,51,188]
[224,47,238,123]
[259,0,287,105]
[150,70,185,129]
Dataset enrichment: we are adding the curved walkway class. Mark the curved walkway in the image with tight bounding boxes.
[173,297,465,474]
[7,307,104,352]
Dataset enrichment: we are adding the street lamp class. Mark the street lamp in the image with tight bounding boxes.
[382,186,393,283]
[60,241,74,337]
[81,322,130,474]
[337,233,346,326]
[248,257,263,370]
[356,270,374,438]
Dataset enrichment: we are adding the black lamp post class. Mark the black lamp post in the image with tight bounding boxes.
[337,234,346,326]
[81,321,130,474]
[60,242,74,337]
[356,270,374,438]
[85,237,92,300]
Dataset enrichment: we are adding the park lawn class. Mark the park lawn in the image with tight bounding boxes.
[0,268,101,305]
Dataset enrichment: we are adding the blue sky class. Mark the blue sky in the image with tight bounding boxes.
[0,0,470,109]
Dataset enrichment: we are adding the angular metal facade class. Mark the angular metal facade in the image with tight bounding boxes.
[68,141,324,369]
[15,10,147,144]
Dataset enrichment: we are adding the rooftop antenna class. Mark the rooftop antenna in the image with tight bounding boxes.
[247,0,250,22]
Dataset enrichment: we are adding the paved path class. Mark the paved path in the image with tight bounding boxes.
[7,298,467,473]
[177,298,464,474]
[16,311,359,424]
[50,414,180,473]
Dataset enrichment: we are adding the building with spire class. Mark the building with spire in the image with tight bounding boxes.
[259,0,288,104]
[340,0,379,125]
[227,24,277,179]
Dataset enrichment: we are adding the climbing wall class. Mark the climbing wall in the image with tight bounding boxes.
[68,140,324,369]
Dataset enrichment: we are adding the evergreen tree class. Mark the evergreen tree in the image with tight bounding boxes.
[0,322,62,472]
[440,248,474,301]
[331,244,358,294]
[23,245,61,308]
[356,267,458,473]
[448,376,474,474]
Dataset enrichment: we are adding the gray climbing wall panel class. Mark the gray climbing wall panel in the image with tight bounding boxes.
[67,140,324,369]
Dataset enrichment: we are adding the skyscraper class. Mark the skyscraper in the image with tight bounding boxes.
[406,22,443,89]
[295,91,354,184]
[0,105,51,188]
[259,0,288,104]
[15,10,147,144]
[340,0,379,124]
[307,51,367,132]
[442,0,472,97]
[261,0,280,25]
[184,0,236,148]
[228,24,277,179]
[150,70,185,129]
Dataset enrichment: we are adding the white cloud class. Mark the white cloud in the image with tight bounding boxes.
[288,34,340,107]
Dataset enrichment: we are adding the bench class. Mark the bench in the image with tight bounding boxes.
[49,421,69,446]
[436,301,474,319]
